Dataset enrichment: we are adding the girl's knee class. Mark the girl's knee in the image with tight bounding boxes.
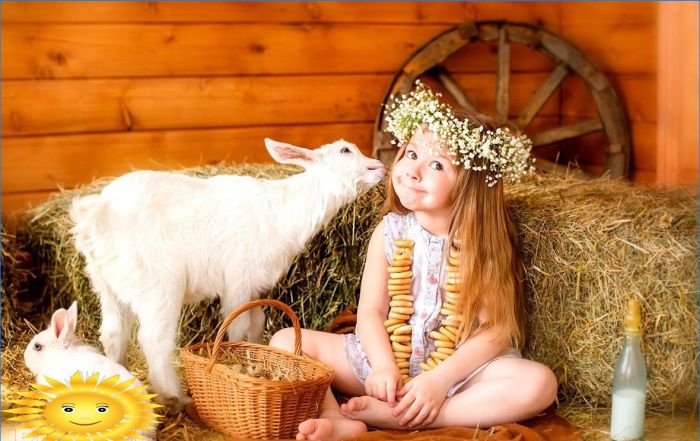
[525,365,558,411]
[269,327,296,352]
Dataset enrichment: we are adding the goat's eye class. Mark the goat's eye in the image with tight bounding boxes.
[33,343,43,351]
[340,147,352,154]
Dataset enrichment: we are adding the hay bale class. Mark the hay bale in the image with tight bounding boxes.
[509,174,698,412]
[8,165,697,412]
[1,227,42,348]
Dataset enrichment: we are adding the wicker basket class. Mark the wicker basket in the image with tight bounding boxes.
[180,299,335,439]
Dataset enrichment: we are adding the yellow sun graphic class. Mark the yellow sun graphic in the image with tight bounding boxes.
[4,371,161,440]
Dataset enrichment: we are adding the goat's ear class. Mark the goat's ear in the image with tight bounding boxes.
[264,138,316,168]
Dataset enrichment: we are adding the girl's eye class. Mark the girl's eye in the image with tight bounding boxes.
[430,161,444,171]
[406,150,417,160]
[34,343,43,351]
[340,147,352,154]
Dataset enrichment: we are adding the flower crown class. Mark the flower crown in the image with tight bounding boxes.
[384,81,535,187]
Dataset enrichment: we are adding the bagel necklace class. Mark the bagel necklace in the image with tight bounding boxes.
[384,238,464,384]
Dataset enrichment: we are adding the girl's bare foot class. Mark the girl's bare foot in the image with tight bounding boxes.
[296,413,367,441]
[339,396,405,430]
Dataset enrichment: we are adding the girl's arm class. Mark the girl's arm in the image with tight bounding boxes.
[355,220,402,402]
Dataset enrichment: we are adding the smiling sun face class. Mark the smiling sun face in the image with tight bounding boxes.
[44,391,125,433]
[4,371,161,441]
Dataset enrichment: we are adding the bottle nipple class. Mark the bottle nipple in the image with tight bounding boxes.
[623,298,642,336]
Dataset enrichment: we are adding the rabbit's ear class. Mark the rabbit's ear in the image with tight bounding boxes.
[50,303,77,343]
[66,301,78,336]
[49,308,68,340]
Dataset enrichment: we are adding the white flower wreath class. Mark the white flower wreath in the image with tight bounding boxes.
[384,81,536,187]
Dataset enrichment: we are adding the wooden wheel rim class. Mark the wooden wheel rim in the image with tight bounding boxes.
[372,20,630,178]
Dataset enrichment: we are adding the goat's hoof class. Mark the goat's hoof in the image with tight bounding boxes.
[157,395,192,415]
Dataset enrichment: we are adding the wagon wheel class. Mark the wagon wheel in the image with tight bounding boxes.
[373,21,630,179]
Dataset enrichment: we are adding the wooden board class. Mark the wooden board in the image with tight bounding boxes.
[2,122,374,193]
[1,2,559,25]
[2,75,388,136]
[559,22,656,74]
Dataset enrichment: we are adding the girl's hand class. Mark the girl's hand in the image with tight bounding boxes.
[365,364,402,405]
[393,369,450,428]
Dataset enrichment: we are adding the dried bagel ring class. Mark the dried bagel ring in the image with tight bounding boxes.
[446,264,459,272]
[388,278,411,286]
[444,325,459,335]
[384,318,403,327]
[419,362,432,371]
[386,322,405,334]
[390,300,413,308]
[394,239,415,247]
[394,351,411,359]
[426,357,438,368]
[440,307,455,316]
[391,295,415,302]
[390,334,412,343]
[388,266,411,273]
[393,324,412,335]
[391,307,415,315]
[444,289,461,299]
[393,248,413,260]
[391,259,412,267]
[448,257,459,266]
[436,347,456,355]
[389,271,413,279]
[439,326,457,342]
[434,340,455,349]
[388,288,411,295]
[429,331,451,341]
[389,312,412,321]
[396,360,410,368]
[392,341,412,352]
[431,350,450,361]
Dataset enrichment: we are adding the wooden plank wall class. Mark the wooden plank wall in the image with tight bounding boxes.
[1,2,679,214]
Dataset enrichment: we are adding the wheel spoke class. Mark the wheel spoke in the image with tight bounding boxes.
[516,64,569,130]
[428,66,479,114]
[496,26,510,125]
[532,118,603,148]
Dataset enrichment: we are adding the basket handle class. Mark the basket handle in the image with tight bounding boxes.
[205,299,302,372]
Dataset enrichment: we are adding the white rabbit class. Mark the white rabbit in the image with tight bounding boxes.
[23,302,157,440]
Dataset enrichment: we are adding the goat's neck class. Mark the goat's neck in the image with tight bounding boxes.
[274,169,348,249]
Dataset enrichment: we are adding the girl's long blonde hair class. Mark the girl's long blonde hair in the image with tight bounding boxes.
[382,113,527,349]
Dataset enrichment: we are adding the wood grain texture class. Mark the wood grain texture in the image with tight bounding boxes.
[1,2,560,25]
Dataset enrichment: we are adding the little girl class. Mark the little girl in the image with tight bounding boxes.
[269,82,557,441]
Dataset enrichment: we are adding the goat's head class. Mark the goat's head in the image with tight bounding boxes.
[264,138,386,196]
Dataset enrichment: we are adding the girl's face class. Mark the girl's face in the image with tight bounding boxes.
[392,128,458,215]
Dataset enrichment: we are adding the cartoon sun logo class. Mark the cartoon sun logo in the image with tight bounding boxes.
[4,371,161,440]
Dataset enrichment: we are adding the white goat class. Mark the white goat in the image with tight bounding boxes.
[69,139,385,411]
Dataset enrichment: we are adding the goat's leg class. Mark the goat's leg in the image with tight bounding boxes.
[134,299,189,413]
[220,292,265,343]
[86,262,133,366]
[246,307,265,343]
[98,292,134,366]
